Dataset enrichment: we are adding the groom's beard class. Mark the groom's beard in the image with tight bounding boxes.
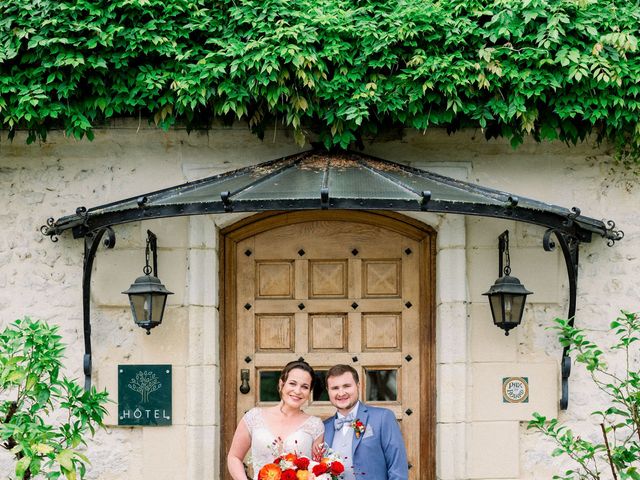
[333,397,358,414]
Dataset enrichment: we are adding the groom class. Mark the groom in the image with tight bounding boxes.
[323,364,409,480]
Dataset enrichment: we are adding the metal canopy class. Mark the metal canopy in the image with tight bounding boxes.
[40,149,623,410]
[42,150,622,243]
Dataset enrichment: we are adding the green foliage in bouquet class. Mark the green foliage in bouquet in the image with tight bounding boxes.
[0,317,109,480]
[528,312,640,479]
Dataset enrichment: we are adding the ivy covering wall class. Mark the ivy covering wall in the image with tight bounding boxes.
[0,0,638,156]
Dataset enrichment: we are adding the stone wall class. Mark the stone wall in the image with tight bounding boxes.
[0,123,637,479]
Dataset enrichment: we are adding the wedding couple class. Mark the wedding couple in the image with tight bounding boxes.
[227,361,408,480]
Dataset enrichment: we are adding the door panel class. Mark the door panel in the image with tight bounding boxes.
[222,212,435,480]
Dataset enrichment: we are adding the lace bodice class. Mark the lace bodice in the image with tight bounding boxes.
[243,407,324,480]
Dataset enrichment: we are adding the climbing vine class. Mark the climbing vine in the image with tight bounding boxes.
[0,0,638,158]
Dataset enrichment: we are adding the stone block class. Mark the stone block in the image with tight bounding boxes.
[469,303,518,362]
[140,306,189,366]
[437,214,466,249]
[187,305,219,366]
[189,215,218,249]
[437,422,466,479]
[92,307,144,365]
[436,302,468,364]
[514,222,552,248]
[187,425,219,479]
[513,248,562,304]
[467,421,519,479]
[86,427,144,479]
[187,248,218,307]
[144,217,190,248]
[437,363,467,423]
[187,365,218,426]
[466,217,516,248]
[436,248,467,304]
[142,426,188,479]
[471,362,558,421]
[93,248,187,306]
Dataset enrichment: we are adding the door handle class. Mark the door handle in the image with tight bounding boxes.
[239,369,251,394]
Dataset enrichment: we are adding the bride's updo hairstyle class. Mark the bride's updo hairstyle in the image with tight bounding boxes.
[278,360,316,392]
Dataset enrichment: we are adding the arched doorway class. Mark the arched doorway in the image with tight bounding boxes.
[220,210,436,479]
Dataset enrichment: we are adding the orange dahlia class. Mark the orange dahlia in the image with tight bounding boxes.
[283,453,298,463]
[295,470,309,480]
[258,463,282,480]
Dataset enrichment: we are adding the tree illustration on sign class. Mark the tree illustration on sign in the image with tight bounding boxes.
[128,371,162,403]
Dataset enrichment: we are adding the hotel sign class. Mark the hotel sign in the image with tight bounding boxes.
[118,365,172,426]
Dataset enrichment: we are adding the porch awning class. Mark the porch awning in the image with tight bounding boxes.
[40,149,623,410]
[41,150,622,244]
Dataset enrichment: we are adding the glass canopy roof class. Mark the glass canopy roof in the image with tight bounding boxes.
[42,150,622,244]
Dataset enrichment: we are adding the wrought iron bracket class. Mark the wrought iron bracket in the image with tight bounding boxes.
[82,227,116,390]
[543,228,579,410]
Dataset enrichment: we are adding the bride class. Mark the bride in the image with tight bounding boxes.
[227,360,324,480]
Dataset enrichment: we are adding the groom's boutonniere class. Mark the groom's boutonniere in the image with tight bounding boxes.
[352,419,366,438]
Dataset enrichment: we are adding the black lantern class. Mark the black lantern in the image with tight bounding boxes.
[123,230,173,334]
[483,230,532,336]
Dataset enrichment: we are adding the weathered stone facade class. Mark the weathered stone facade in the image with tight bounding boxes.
[0,123,637,479]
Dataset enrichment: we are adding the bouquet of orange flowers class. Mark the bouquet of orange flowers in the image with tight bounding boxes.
[258,452,345,480]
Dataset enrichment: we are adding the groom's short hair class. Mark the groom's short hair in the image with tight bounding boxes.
[326,364,359,385]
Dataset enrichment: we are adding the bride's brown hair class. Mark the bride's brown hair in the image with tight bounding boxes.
[278,360,316,391]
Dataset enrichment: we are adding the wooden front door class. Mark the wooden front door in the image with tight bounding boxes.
[221,211,435,480]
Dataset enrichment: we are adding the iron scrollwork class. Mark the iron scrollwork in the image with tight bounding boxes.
[103,227,116,249]
[561,206,581,229]
[604,220,624,247]
[543,227,580,410]
[82,226,117,390]
[40,217,58,242]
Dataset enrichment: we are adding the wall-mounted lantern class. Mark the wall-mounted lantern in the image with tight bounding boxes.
[122,230,173,334]
[483,230,532,336]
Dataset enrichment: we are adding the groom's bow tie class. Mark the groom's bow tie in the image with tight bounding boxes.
[334,414,355,430]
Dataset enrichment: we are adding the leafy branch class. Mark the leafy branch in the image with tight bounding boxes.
[528,312,640,480]
[0,317,109,480]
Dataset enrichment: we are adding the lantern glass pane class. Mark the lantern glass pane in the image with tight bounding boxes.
[509,295,526,324]
[503,295,515,323]
[150,295,167,322]
[129,294,148,324]
[489,294,504,325]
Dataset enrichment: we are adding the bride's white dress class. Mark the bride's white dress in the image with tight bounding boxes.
[243,407,324,479]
